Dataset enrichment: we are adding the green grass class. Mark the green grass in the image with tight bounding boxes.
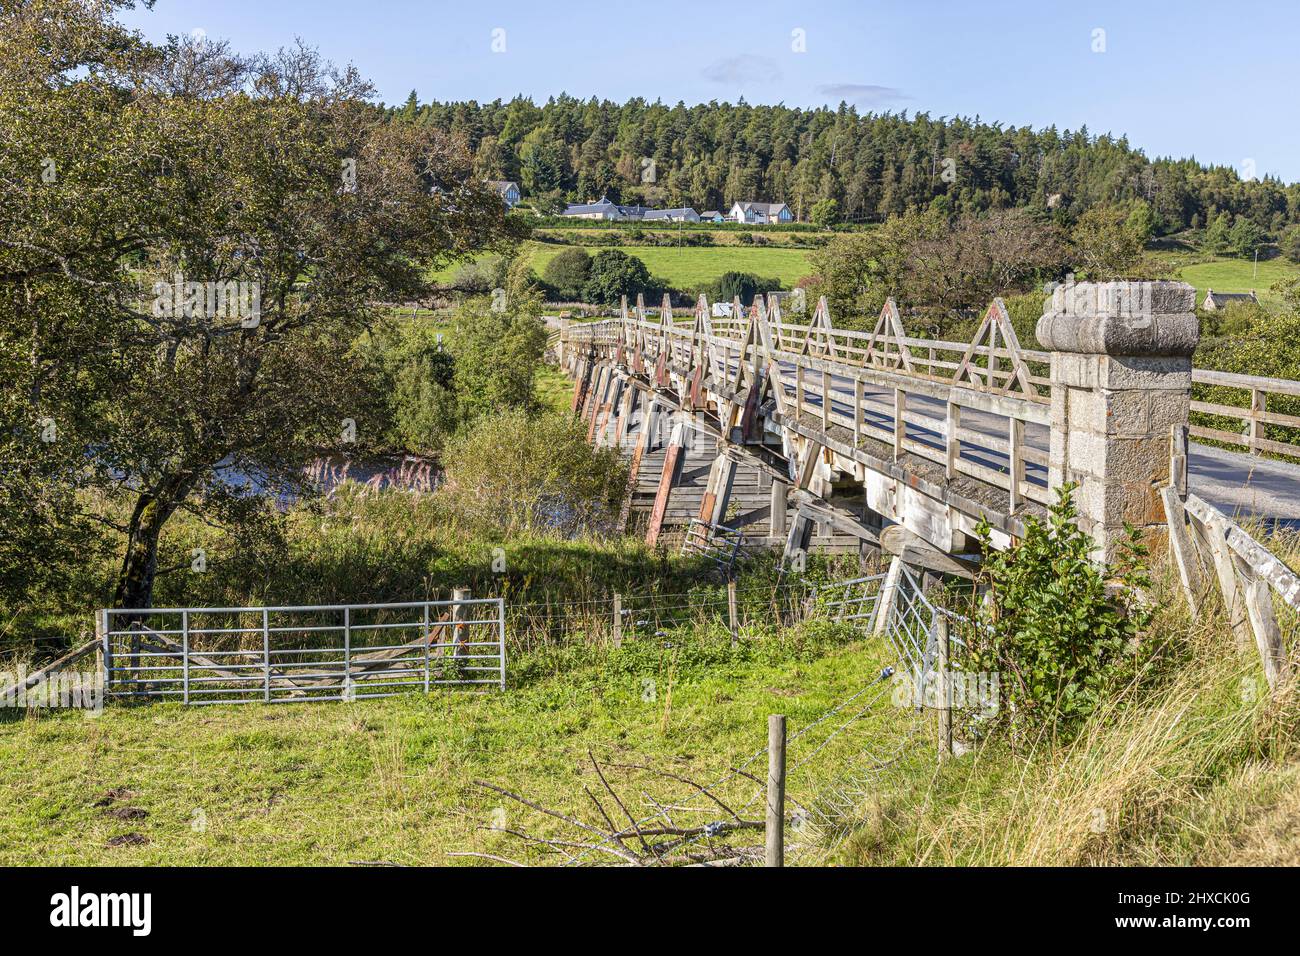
[1162,253,1300,308]
[0,625,905,865]
[431,241,813,291]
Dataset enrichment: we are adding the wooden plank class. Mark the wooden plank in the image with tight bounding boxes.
[646,423,684,548]
[872,557,904,635]
[1186,494,1300,610]
[879,525,977,580]
[0,638,99,702]
[1160,487,1206,617]
[1241,573,1290,691]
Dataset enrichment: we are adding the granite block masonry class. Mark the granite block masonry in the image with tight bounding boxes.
[1036,280,1199,561]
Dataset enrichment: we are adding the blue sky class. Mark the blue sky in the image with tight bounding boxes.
[122,1,1299,182]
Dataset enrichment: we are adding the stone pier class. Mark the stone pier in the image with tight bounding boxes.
[1036,280,1199,561]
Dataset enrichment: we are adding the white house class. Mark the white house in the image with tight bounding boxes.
[487,180,521,208]
[728,201,794,224]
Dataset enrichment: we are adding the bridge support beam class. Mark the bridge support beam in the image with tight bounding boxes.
[1037,281,1199,562]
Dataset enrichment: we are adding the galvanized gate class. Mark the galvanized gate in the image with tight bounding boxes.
[100,598,506,705]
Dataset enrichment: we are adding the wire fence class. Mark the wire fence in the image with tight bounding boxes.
[473,562,965,867]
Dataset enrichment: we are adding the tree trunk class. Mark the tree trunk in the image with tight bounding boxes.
[112,492,177,610]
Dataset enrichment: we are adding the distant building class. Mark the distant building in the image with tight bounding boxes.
[700,210,724,222]
[643,207,700,223]
[560,197,652,221]
[728,201,794,225]
[487,180,521,208]
[1202,288,1258,311]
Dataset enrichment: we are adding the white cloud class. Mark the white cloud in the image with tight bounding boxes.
[816,83,909,106]
[702,55,782,85]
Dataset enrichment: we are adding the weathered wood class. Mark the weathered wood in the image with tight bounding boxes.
[879,525,977,580]
[0,638,100,702]
[1189,507,1253,651]
[1160,487,1205,616]
[646,422,684,547]
[613,593,623,648]
[934,615,952,758]
[1241,574,1289,690]
[765,714,786,868]
[1186,494,1300,610]
[873,557,904,635]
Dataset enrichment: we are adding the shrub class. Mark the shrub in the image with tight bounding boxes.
[582,249,659,305]
[437,409,628,536]
[967,485,1150,740]
[708,270,782,305]
[542,247,592,300]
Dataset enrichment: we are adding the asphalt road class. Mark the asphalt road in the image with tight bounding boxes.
[762,360,1300,526]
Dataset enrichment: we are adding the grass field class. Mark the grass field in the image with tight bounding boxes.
[0,624,904,865]
[1164,254,1300,308]
[431,240,813,291]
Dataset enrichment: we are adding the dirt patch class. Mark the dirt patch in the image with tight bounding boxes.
[105,833,149,848]
[92,786,137,807]
[103,806,149,821]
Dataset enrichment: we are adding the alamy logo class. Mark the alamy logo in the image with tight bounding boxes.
[49,886,151,936]
[152,272,261,327]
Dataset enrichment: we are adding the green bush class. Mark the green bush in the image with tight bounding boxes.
[437,408,629,536]
[968,486,1150,740]
[542,247,592,300]
[582,249,660,305]
[708,270,782,304]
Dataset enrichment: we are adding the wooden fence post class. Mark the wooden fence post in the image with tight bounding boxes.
[765,714,786,868]
[451,587,470,659]
[727,579,738,645]
[935,615,952,758]
[613,593,623,648]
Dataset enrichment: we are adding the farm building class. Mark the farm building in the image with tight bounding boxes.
[728,201,794,224]
[700,210,724,222]
[487,180,521,208]
[1201,288,1259,310]
[560,197,652,221]
[643,208,700,222]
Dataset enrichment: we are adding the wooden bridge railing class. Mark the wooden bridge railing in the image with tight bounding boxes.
[562,292,1056,511]
[560,292,1300,466]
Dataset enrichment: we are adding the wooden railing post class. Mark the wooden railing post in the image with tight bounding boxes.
[765,714,786,868]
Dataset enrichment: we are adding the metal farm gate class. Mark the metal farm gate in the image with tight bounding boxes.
[99,598,506,705]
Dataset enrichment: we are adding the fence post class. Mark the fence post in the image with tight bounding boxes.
[766,714,786,868]
[452,588,470,661]
[262,607,271,702]
[727,579,739,645]
[181,609,190,705]
[613,593,623,648]
[423,602,431,692]
[343,606,351,700]
[935,615,952,758]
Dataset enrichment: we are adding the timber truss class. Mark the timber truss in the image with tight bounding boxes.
[561,292,1054,571]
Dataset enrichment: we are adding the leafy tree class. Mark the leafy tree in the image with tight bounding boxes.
[542,247,593,300]
[1281,226,1300,264]
[1071,205,1143,279]
[0,4,524,610]
[809,197,840,228]
[1124,199,1155,246]
[1204,211,1232,254]
[582,249,658,305]
[447,300,548,424]
[438,408,627,536]
[1228,218,1265,259]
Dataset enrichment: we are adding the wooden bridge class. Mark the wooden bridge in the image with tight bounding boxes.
[554,280,1300,687]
